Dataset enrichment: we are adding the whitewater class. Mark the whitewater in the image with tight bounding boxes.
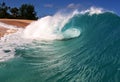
[0,7,120,82]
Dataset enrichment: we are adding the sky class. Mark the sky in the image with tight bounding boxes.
[0,0,120,17]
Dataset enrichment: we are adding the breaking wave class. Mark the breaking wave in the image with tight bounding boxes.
[0,7,120,82]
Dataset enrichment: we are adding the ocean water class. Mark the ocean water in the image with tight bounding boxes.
[0,7,120,82]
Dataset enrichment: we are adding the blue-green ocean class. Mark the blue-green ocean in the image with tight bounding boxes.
[0,9,120,82]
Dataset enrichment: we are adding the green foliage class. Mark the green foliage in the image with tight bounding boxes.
[10,7,19,17]
[19,4,37,20]
[0,2,10,18]
[0,2,38,20]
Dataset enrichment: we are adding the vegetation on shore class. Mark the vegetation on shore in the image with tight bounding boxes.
[0,2,38,20]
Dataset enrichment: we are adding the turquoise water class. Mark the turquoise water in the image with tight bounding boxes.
[0,12,120,82]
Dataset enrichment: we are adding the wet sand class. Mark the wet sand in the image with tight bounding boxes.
[0,19,34,38]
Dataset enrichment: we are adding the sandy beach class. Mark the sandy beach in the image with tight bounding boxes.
[0,19,34,38]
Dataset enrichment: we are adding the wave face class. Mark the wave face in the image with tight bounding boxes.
[0,8,120,82]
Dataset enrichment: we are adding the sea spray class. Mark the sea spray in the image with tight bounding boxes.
[23,11,81,40]
[23,7,106,40]
[80,7,104,15]
[0,7,107,62]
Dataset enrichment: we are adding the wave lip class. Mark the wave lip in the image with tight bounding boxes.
[80,7,104,15]
[23,7,107,41]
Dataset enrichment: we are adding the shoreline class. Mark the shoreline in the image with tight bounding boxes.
[0,19,34,38]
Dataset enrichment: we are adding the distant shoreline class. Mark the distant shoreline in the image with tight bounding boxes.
[0,19,34,38]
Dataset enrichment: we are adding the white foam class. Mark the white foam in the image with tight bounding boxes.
[63,28,80,39]
[0,47,15,62]
[80,7,104,15]
[23,11,80,40]
[0,22,18,29]
[23,7,104,41]
[0,30,34,62]
[1,7,104,62]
